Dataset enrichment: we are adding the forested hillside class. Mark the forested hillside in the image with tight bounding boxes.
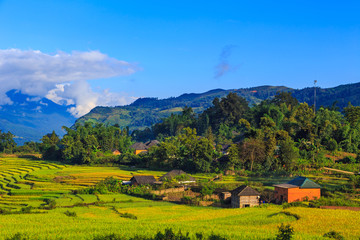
[76,83,360,131]
[32,91,360,177]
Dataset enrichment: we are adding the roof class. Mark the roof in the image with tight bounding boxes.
[231,185,260,196]
[273,183,299,189]
[274,176,321,189]
[130,142,148,150]
[287,176,321,188]
[130,175,156,185]
[159,169,196,181]
[146,140,160,148]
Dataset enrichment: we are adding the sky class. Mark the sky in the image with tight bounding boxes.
[0,0,359,117]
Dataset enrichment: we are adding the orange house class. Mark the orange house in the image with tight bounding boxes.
[274,176,321,203]
[130,142,148,155]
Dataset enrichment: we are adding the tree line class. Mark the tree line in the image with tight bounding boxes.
[2,91,360,174]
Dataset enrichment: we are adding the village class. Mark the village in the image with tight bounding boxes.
[106,140,349,209]
[125,168,321,208]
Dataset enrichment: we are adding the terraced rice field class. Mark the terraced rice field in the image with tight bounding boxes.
[0,156,359,240]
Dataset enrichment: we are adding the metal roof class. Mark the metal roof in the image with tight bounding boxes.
[274,176,321,189]
[287,176,321,188]
[273,183,299,189]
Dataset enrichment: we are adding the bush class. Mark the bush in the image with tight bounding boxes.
[93,234,122,240]
[323,231,344,240]
[276,224,294,240]
[5,233,30,240]
[282,201,307,209]
[326,139,338,151]
[40,198,56,209]
[119,212,137,220]
[20,206,33,214]
[64,210,77,217]
[338,156,357,164]
[92,228,228,240]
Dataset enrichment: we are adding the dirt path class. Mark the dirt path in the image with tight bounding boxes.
[323,167,355,175]
[320,206,360,211]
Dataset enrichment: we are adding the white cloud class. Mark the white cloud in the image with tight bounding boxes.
[0,49,138,116]
[46,81,137,117]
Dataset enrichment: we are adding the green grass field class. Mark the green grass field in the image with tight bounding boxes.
[0,156,359,240]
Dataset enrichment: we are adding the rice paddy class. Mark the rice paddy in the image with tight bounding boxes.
[0,156,359,240]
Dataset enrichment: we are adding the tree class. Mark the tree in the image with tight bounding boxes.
[40,131,60,160]
[239,138,266,171]
[278,138,299,172]
[271,91,299,109]
[227,144,241,169]
[0,130,16,153]
[344,103,360,126]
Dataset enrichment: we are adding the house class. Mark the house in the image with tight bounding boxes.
[112,149,121,155]
[159,169,196,183]
[130,142,148,155]
[130,175,157,186]
[231,185,260,208]
[130,140,160,155]
[145,140,160,148]
[273,176,321,203]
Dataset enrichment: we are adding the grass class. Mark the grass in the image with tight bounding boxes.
[0,156,358,239]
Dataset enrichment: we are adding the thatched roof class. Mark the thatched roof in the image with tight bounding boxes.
[130,175,156,185]
[231,185,260,196]
[130,142,148,150]
[159,169,195,181]
[146,140,160,148]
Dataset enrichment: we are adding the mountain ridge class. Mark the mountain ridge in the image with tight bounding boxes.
[76,83,357,131]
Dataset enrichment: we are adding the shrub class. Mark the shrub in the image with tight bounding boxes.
[200,182,216,198]
[92,228,228,240]
[5,233,30,240]
[119,212,137,220]
[338,156,357,164]
[282,201,307,209]
[153,228,190,240]
[20,206,33,214]
[40,198,56,209]
[276,224,294,240]
[323,231,344,240]
[64,210,77,217]
[93,234,122,240]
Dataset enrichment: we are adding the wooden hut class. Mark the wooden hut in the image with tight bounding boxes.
[130,175,156,186]
[231,185,260,208]
[273,176,321,203]
[159,169,196,183]
[130,142,148,155]
[145,140,160,148]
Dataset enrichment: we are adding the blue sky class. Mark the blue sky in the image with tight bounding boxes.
[0,0,359,116]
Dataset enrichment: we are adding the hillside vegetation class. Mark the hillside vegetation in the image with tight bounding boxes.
[77,83,360,131]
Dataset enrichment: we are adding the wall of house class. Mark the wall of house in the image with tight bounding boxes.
[231,195,259,208]
[274,187,290,203]
[287,188,321,202]
[274,187,321,203]
[151,186,185,195]
[135,149,147,155]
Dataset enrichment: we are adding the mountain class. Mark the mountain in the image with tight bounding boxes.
[0,90,76,145]
[2,82,360,144]
[77,83,360,131]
